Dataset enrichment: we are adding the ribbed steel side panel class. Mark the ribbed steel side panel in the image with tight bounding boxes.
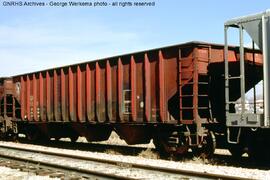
[13,42,263,124]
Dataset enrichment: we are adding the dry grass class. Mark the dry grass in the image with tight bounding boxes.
[138,148,159,159]
[104,149,122,155]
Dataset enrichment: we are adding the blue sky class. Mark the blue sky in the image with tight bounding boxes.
[0,0,269,76]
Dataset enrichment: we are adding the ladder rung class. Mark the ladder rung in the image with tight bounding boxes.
[179,70,194,73]
[180,94,208,97]
[180,95,193,97]
[180,107,209,110]
[198,107,209,109]
[226,101,237,104]
[179,82,209,86]
[198,94,208,97]
[179,82,194,85]
[226,76,241,80]
[180,107,194,110]
[180,65,193,69]
[198,82,208,85]
[197,59,210,62]
[199,73,208,76]
[180,57,192,61]
[181,77,193,80]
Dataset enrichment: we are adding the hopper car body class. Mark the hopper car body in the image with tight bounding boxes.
[0,41,263,157]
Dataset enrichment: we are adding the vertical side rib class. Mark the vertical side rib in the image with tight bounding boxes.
[158,50,166,122]
[33,74,37,121]
[77,66,83,122]
[106,60,113,121]
[68,67,76,122]
[60,68,67,121]
[46,71,53,121]
[86,64,94,121]
[77,66,85,122]
[95,62,101,122]
[20,76,25,120]
[39,72,45,121]
[26,75,31,121]
[144,53,151,122]
[131,56,137,122]
[53,70,59,121]
[118,58,123,121]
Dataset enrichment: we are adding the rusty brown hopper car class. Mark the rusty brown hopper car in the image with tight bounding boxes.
[0,41,263,156]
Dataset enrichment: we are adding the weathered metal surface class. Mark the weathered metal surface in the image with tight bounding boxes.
[10,41,262,125]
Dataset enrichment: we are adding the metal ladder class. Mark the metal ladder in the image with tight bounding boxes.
[179,46,212,125]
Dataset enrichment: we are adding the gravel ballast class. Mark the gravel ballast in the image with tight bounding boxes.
[0,166,57,180]
[0,141,269,179]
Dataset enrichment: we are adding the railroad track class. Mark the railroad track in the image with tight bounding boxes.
[0,143,251,180]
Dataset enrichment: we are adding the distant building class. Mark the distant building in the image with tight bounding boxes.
[235,99,263,113]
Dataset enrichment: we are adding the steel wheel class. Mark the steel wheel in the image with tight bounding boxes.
[192,131,216,158]
[153,133,189,157]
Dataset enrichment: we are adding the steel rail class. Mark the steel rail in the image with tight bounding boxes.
[0,150,135,179]
[0,144,251,180]
[18,137,151,154]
